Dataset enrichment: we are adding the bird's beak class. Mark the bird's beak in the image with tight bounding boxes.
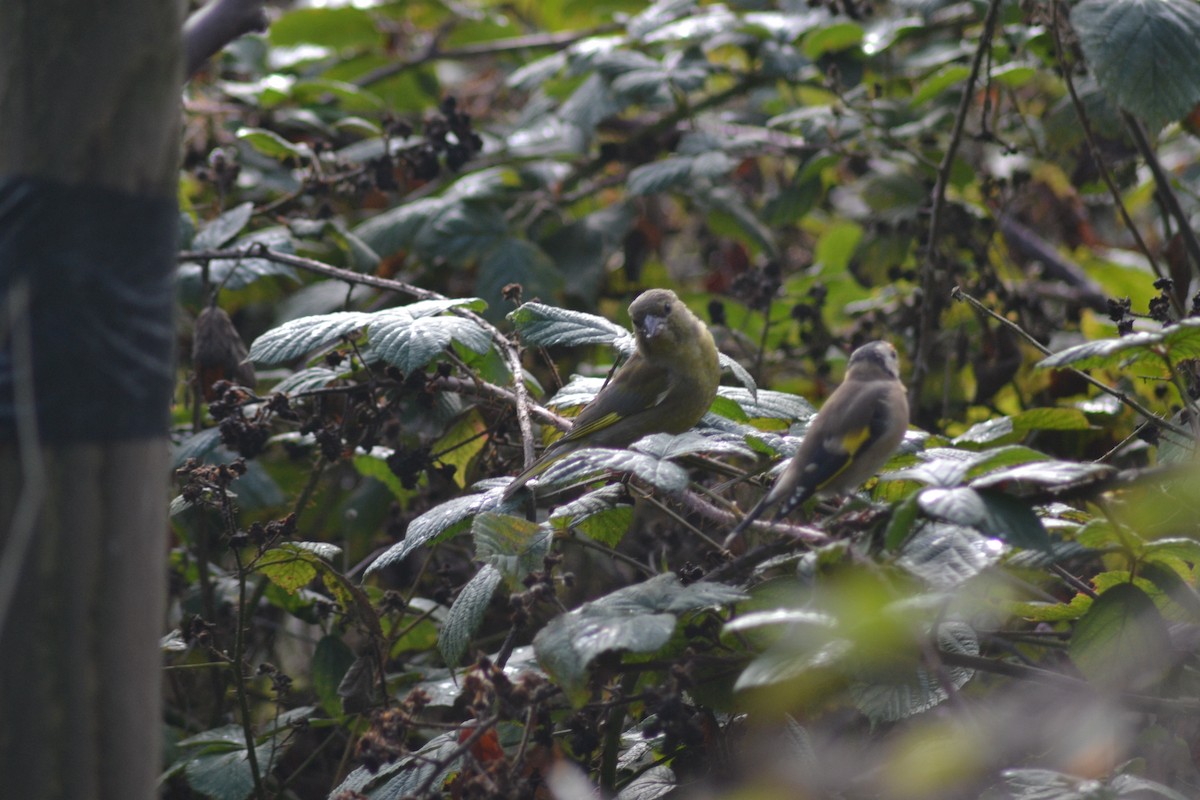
[639,313,665,339]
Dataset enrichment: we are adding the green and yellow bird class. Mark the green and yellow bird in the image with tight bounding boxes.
[725,340,908,544]
[503,288,721,500]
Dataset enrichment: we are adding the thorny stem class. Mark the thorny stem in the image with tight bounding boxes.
[951,287,1191,439]
[913,0,1005,411]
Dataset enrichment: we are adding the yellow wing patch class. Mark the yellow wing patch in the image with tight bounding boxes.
[839,426,871,455]
[562,411,622,442]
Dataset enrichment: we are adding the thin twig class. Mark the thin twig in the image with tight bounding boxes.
[183,0,267,79]
[354,26,619,87]
[951,287,1191,438]
[913,0,1005,408]
[937,649,1200,716]
[1122,111,1200,283]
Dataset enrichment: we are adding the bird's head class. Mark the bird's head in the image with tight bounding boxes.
[629,288,683,347]
[846,340,902,381]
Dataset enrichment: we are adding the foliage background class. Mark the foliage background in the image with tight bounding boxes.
[165,0,1200,798]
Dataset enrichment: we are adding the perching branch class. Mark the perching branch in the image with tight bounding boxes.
[183,0,268,80]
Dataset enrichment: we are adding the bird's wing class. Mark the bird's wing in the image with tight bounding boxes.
[550,352,674,449]
[771,380,897,515]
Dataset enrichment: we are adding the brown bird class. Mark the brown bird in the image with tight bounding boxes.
[503,288,721,500]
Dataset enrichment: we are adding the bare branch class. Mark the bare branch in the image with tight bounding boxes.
[184,0,268,80]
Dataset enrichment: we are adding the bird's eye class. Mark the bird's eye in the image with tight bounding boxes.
[662,302,672,314]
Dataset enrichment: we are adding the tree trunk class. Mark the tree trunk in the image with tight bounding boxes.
[0,1,182,798]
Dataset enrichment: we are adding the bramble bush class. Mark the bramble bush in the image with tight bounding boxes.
[164,1,1200,798]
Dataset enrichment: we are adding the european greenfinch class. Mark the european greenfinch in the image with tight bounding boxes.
[725,340,908,544]
[503,288,721,500]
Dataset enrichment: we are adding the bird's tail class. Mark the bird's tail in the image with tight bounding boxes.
[722,496,771,551]
[500,452,563,502]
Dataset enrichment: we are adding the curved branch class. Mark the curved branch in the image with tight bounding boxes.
[183,0,268,80]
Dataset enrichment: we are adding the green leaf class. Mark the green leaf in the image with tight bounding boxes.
[1072,0,1200,129]
[472,512,552,585]
[312,635,355,717]
[192,202,254,250]
[438,564,503,666]
[248,299,486,367]
[1140,561,1200,619]
[1038,320,1200,371]
[329,731,462,798]
[917,487,1051,551]
[719,353,758,398]
[365,482,512,573]
[632,430,754,461]
[508,302,630,348]
[248,311,371,365]
[911,64,972,106]
[968,460,1114,495]
[476,238,564,311]
[269,6,381,49]
[236,127,312,161]
[801,20,863,59]
[534,574,745,703]
[272,366,344,396]
[848,621,977,723]
[1069,582,1173,690]
[717,386,815,422]
[366,307,492,374]
[627,156,698,196]
[536,447,690,494]
[896,522,1005,589]
[257,544,321,594]
[548,486,634,547]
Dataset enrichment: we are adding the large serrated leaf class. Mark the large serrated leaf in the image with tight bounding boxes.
[896,522,1006,590]
[1069,582,1172,691]
[535,447,690,493]
[328,730,462,799]
[969,460,1114,495]
[1038,320,1200,371]
[918,487,1051,551]
[365,485,508,574]
[632,430,755,460]
[438,564,503,666]
[548,485,634,546]
[472,512,552,585]
[534,574,745,703]
[716,386,815,421]
[848,621,977,723]
[508,302,629,348]
[1072,0,1200,130]
[351,196,449,258]
[366,310,492,374]
[248,311,372,365]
